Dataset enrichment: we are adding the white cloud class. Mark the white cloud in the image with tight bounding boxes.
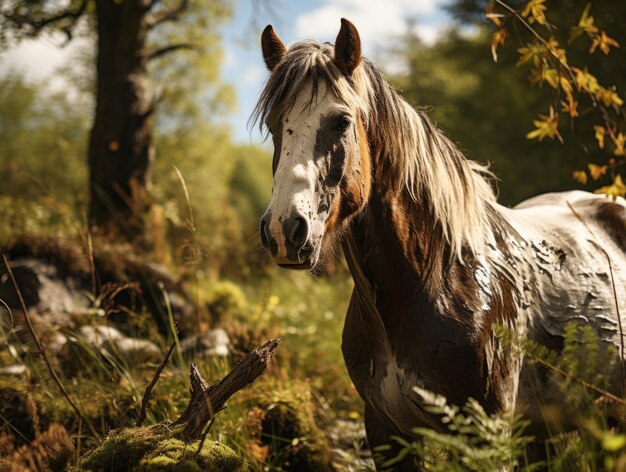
[294,0,438,53]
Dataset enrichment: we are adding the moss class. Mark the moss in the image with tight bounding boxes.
[80,426,163,471]
[203,281,247,324]
[256,382,332,471]
[80,426,248,472]
[137,438,247,472]
[0,381,39,445]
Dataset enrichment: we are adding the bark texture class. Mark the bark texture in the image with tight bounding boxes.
[88,0,155,244]
[173,338,281,440]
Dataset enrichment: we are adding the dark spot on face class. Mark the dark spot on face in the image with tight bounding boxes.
[286,129,294,135]
[314,113,351,188]
[271,123,283,176]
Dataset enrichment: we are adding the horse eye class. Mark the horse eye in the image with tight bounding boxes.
[333,115,352,133]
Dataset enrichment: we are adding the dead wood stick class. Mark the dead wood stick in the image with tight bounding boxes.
[172,337,281,440]
[137,340,177,426]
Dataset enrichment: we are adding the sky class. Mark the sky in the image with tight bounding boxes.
[0,0,451,144]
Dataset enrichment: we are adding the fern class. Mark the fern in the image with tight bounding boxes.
[379,387,537,471]
[385,323,626,470]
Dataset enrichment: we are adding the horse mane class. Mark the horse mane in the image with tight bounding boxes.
[250,40,496,260]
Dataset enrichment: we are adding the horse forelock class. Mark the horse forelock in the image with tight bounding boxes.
[251,39,497,261]
[250,41,371,133]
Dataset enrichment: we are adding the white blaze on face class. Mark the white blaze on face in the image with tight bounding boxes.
[267,80,344,263]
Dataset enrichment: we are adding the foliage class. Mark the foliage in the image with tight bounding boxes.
[379,389,535,471]
[0,73,88,211]
[384,322,626,470]
[453,0,626,197]
[391,27,586,204]
[0,423,74,472]
[250,379,333,471]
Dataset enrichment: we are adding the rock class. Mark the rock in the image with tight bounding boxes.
[79,325,161,363]
[328,419,375,471]
[106,337,161,363]
[0,258,86,329]
[2,235,196,335]
[180,328,230,358]
[0,364,28,377]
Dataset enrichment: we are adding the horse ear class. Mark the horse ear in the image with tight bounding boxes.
[334,18,362,76]
[262,25,286,71]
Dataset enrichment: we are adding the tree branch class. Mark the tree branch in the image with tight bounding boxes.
[2,0,88,42]
[146,0,189,29]
[146,43,198,61]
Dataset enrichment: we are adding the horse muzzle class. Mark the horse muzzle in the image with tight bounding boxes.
[260,211,315,268]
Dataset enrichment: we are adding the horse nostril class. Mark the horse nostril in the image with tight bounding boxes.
[260,217,270,248]
[285,215,309,250]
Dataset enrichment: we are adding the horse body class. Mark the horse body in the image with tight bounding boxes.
[253,19,626,469]
[343,188,626,446]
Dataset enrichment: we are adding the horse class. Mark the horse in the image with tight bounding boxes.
[252,18,626,469]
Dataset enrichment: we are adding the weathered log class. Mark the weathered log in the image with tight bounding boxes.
[172,338,281,440]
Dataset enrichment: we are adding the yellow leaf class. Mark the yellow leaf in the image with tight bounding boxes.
[595,87,624,108]
[526,107,561,142]
[588,163,607,180]
[491,29,508,62]
[578,4,598,35]
[543,69,559,89]
[594,125,606,149]
[545,37,568,64]
[572,67,600,94]
[559,77,573,98]
[590,31,620,55]
[613,132,626,157]
[573,170,588,185]
[595,175,626,198]
[517,43,541,67]
[522,0,547,25]
[560,98,579,118]
[486,1,503,26]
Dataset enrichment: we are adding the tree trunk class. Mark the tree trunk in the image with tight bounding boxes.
[88,0,154,246]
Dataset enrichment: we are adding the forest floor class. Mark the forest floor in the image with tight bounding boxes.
[0,233,374,471]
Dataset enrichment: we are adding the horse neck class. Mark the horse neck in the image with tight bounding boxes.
[350,182,448,296]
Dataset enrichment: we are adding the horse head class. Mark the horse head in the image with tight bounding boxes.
[254,19,372,270]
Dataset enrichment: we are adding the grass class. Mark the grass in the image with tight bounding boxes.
[0,224,360,470]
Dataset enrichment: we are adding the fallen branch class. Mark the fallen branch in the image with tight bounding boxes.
[172,338,281,440]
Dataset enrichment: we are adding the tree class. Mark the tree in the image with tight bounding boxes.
[388,29,590,205]
[1,0,231,246]
[446,0,626,198]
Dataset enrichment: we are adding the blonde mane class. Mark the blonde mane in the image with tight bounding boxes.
[251,40,496,259]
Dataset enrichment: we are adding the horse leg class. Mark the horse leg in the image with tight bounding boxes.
[365,405,421,471]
